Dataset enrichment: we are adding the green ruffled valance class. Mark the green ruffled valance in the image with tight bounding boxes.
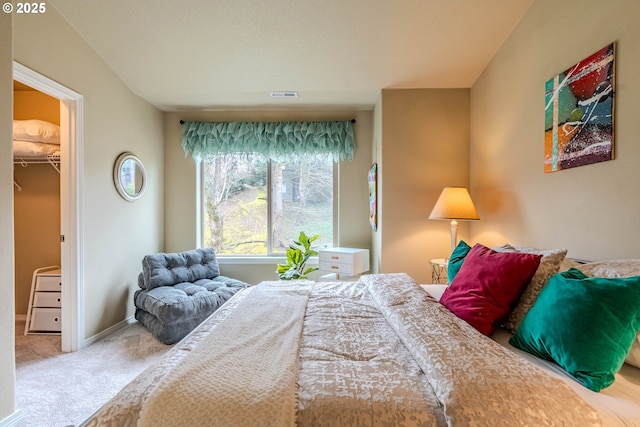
[181,120,355,162]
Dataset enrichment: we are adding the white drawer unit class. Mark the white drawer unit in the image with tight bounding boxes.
[318,247,370,279]
[29,308,62,332]
[24,265,62,335]
[35,275,62,292]
[33,291,62,308]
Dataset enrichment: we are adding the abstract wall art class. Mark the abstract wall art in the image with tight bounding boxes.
[544,43,615,173]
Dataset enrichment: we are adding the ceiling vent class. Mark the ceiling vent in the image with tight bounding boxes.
[270,91,298,98]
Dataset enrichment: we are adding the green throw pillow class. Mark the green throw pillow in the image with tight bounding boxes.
[509,268,640,391]
[447,240,471,284]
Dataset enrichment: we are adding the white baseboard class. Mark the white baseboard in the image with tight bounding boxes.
[82,315,135,347]
[16,313,136,348]
[0,409,22,427]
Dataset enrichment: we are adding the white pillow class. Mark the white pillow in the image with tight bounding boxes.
[13,120,60,144]
[577,259,640,278]
[420,284,446,301]
[577,259,640,368]
[13,140,60,157]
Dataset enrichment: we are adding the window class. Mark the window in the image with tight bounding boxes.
[202,154,335,255]
[183,119,355,255]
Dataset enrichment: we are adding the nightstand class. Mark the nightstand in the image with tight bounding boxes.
[318,247,369,280]
[430,258,448,284]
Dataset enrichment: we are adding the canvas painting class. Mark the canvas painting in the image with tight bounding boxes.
[368,163,377,232]
[544,43,615,173]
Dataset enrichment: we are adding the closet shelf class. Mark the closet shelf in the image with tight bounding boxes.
[13,154,61,191]
[13,154,61,173]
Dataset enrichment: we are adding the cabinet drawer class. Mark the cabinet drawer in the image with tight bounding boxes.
[319,251,355,264]
[319,260,354,275]
[319,248,369,276]
[33,291,62,308]
[29,308,61,332]
[35,275,62,291]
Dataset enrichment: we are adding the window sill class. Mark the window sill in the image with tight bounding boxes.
[217,256,319,266]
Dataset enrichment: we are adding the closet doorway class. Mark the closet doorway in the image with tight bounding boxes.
[13,62,84,352]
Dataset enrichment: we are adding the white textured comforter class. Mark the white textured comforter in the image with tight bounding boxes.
[138,281,313,427]
[84,273,602,427]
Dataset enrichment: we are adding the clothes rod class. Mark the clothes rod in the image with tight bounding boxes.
[179,119,356,124]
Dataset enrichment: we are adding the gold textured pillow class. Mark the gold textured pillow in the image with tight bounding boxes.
[503,246,567,333]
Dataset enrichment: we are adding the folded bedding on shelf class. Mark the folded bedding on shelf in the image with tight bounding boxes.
[13,140,60,158]
[13,119,60,144]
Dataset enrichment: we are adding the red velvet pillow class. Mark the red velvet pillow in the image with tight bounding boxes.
[440,243,542,335]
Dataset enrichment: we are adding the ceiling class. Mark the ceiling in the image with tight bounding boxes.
[47,0,534,112]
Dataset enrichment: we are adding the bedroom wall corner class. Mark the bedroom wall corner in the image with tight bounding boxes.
[163,112,198,252]
[470,0,640,260]
[379,88,470,283]
[371,94,383,274]
[0,11,17,423]
[13,7,165,340]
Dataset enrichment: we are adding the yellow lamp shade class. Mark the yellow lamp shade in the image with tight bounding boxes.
[429,187,479,221]
[429,187,479,253]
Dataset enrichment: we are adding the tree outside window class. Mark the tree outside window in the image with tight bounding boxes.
[202,153,334,255]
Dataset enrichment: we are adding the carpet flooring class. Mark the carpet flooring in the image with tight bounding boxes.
[14,320,171,427]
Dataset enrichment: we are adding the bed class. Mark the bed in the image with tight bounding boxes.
[82,244,640,427]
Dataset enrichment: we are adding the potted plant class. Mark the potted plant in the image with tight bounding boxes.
[276,231,321,280]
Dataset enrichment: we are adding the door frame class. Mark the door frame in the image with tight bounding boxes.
[13,62,84,352]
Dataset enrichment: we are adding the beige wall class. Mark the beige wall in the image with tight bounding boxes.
[377,89,470,283]
[371,96,383,274]
[13,89,60,124]
[0,11,16,425]
[163,110,373,285]
[470,0,640,260]
[11,8,165,339]
[13,164,61,315]
[13,90,61,316]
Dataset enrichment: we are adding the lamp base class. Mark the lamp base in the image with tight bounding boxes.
[450,219,458,254]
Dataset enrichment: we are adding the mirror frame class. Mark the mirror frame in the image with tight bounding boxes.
[113,152,147,201]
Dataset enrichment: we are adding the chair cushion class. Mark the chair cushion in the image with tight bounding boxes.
[135,276,245,323]
[140,248,220,290]
[134,276,247,344]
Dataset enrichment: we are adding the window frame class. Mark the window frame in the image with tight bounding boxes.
[198,156,339,262]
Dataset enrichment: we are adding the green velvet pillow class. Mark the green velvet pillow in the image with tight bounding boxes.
[447,240,471,284]
[509,268,640,391]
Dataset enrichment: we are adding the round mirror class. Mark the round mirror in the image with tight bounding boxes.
[113,152,147,201]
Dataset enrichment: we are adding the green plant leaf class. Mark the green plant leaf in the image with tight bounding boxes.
[276,264,290,274]
[303,267,318,275]
[277,231,321,280]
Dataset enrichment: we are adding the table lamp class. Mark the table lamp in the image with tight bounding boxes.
[429,187,480,253]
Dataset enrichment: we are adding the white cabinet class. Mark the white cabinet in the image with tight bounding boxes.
[24,266,61,335]
[318,248,369,279]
